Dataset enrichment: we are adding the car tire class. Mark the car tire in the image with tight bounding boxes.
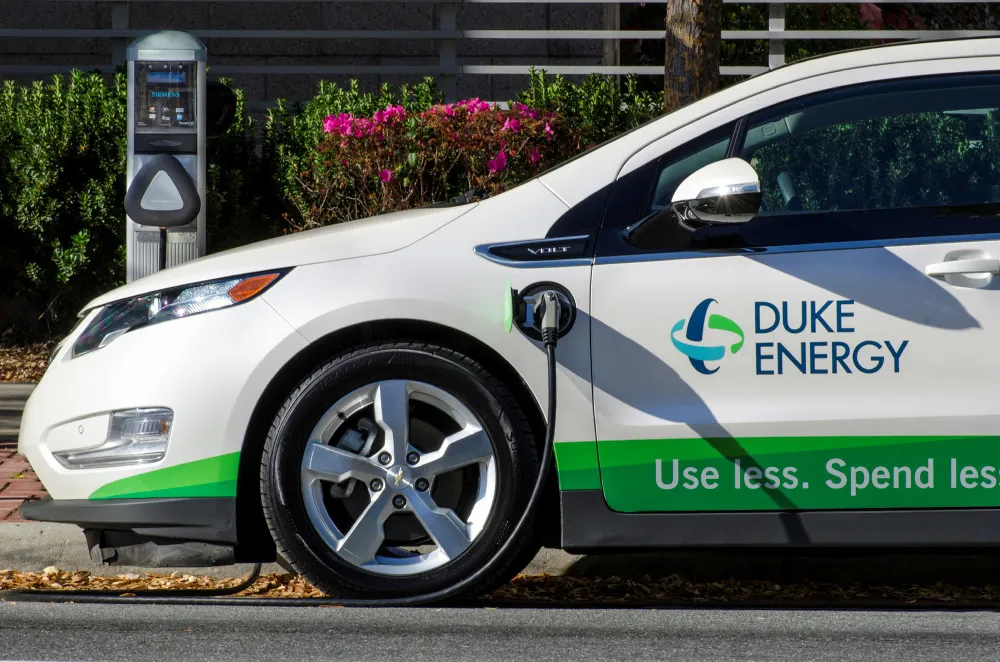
[260,340,541,600]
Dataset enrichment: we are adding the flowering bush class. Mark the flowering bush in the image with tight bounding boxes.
[289,98,583,230]
[263,79,440,230]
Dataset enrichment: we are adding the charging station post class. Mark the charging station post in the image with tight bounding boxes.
[124,31,207,282]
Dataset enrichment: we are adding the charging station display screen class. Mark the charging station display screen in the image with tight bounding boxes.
[134,61,197,132]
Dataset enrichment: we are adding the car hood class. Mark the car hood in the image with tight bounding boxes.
[84,203,478,310]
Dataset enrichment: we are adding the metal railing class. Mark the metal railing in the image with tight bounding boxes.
[3,0,1000,102]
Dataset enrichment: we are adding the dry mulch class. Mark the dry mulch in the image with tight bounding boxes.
[3,568,1000,606]
[0,345,50,383]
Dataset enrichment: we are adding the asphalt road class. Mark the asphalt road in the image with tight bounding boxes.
[0,602,998,661]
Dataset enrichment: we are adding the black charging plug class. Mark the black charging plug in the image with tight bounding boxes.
[534,290,561,347]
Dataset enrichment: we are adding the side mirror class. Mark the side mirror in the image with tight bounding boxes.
[624,157,762,251]
[671,157,761,227]
[205,81,238,139]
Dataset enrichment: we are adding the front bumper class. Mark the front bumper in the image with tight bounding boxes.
[18,297,307,500]
[21,496,238,567]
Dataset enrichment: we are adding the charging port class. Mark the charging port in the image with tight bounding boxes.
[511,283,576,341]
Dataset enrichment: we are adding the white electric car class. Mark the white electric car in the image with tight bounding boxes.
[21,37,1000,599]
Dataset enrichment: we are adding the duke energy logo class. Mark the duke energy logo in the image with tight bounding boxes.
[670,299,745,375]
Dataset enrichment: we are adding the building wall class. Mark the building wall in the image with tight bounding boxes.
[0,1,611,103]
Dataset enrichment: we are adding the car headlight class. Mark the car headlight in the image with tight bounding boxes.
[72,271,286,358]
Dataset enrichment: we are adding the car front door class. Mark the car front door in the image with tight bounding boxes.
[591,72,1000,517]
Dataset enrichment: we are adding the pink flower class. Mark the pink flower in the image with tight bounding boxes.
[432,104,456,117]
[487,149,507,173]
[530,146,541,164]
[379,169,392,183]
[544,123,554,140]
[374,104,407,124]
[502,117,521,133]
[323,113,355,136]
[459,98,491,114]
[514,102,541,120]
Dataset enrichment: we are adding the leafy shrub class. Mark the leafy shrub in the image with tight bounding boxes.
[205,80,271,251]
[289,99,582,230]
[0,71,127,343]
[517,70,662,147]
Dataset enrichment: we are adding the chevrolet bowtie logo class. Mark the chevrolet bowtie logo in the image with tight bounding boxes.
[391,467,404,488]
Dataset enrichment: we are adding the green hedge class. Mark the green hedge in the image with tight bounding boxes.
[0,71,661,342]
[0,72,128,345]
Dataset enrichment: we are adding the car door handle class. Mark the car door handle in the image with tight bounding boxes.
[925,257,1000,277]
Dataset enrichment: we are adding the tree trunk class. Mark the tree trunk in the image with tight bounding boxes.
[664,0,724,113]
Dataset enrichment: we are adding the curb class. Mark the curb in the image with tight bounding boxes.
[0,522,574,578]
[0,383,34,440]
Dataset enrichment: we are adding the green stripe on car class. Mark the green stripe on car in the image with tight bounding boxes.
[554,442,601,490]
[89,452,241,500]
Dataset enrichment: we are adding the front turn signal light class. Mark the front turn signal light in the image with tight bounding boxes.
[227,273,280,303]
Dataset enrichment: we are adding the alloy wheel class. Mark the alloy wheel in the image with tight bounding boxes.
[299,380,498,575]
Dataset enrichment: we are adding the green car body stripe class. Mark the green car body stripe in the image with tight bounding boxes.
[554,442,601,490]
[89,452,241,500]
[597,435,1000,513]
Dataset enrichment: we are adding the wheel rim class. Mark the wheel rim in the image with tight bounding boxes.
[300,380,498,576]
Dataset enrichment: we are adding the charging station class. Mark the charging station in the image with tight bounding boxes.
[125,31,207,283]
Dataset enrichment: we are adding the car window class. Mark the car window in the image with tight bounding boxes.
[744,82,1000,215]
[678,73,1000,252]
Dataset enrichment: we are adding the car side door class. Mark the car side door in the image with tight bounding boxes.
[591,71,1000,516]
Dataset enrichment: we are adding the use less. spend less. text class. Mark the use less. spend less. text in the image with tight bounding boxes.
[655,457,1000,496]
